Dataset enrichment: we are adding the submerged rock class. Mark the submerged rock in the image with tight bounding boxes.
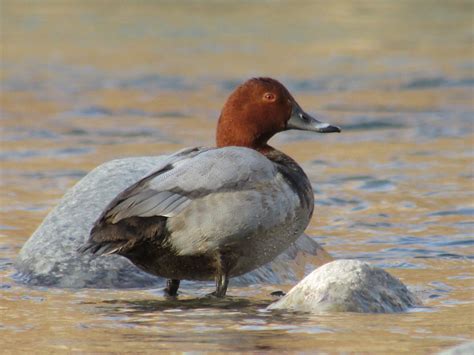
[15,156,332,289]
[267,259,420,313]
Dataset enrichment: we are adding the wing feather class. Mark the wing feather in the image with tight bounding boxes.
[83,146,282,257]
[100,146,276,225]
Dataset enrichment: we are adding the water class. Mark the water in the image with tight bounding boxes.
[1,1,473,352]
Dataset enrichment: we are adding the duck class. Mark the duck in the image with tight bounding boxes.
[80,77,340,297]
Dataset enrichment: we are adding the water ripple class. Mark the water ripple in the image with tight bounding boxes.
[428,208,474,217]
[402,76,474,90]
[0,147,94,160]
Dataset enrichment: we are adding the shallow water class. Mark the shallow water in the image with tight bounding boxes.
[1,1,473,353]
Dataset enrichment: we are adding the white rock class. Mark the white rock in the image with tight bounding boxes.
[268,259,420,313]
[439,342,474,355]
[15,156,332,289]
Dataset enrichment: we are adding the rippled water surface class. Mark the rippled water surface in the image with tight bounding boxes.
[1,1,473,352]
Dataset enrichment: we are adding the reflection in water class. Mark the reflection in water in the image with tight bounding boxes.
[98,296,268,316]
[1,0,473,353]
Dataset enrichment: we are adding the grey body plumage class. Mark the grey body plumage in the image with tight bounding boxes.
[81,146,314,296]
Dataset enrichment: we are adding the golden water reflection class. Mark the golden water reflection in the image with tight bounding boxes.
[1,1,473,353]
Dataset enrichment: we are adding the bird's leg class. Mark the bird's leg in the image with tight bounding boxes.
[164,279,180,297]
[213,272,229,298]
[207,251,229,297]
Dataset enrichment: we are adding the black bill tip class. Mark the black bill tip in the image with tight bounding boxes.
[317,124,341,133]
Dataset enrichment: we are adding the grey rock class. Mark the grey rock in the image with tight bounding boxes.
[15,156,332,289]
[267,259,420,313]
[439,342,474,355]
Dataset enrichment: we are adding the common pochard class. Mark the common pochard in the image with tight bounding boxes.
[80,77,340,297]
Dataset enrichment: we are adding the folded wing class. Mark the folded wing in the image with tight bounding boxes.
[81,146,277,255]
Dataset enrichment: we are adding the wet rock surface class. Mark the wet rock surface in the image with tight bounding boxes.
[439,342,474,355]
[268,259,420,313]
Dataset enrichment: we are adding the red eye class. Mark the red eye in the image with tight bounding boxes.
[263,92,276,102]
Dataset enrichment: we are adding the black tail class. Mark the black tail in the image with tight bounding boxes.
[78,240,123,256]
[78,216,167,257]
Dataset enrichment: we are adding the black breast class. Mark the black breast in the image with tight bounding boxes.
[264,149,315,215]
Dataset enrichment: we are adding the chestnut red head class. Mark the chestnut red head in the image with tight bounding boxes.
[216,77,340,150]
